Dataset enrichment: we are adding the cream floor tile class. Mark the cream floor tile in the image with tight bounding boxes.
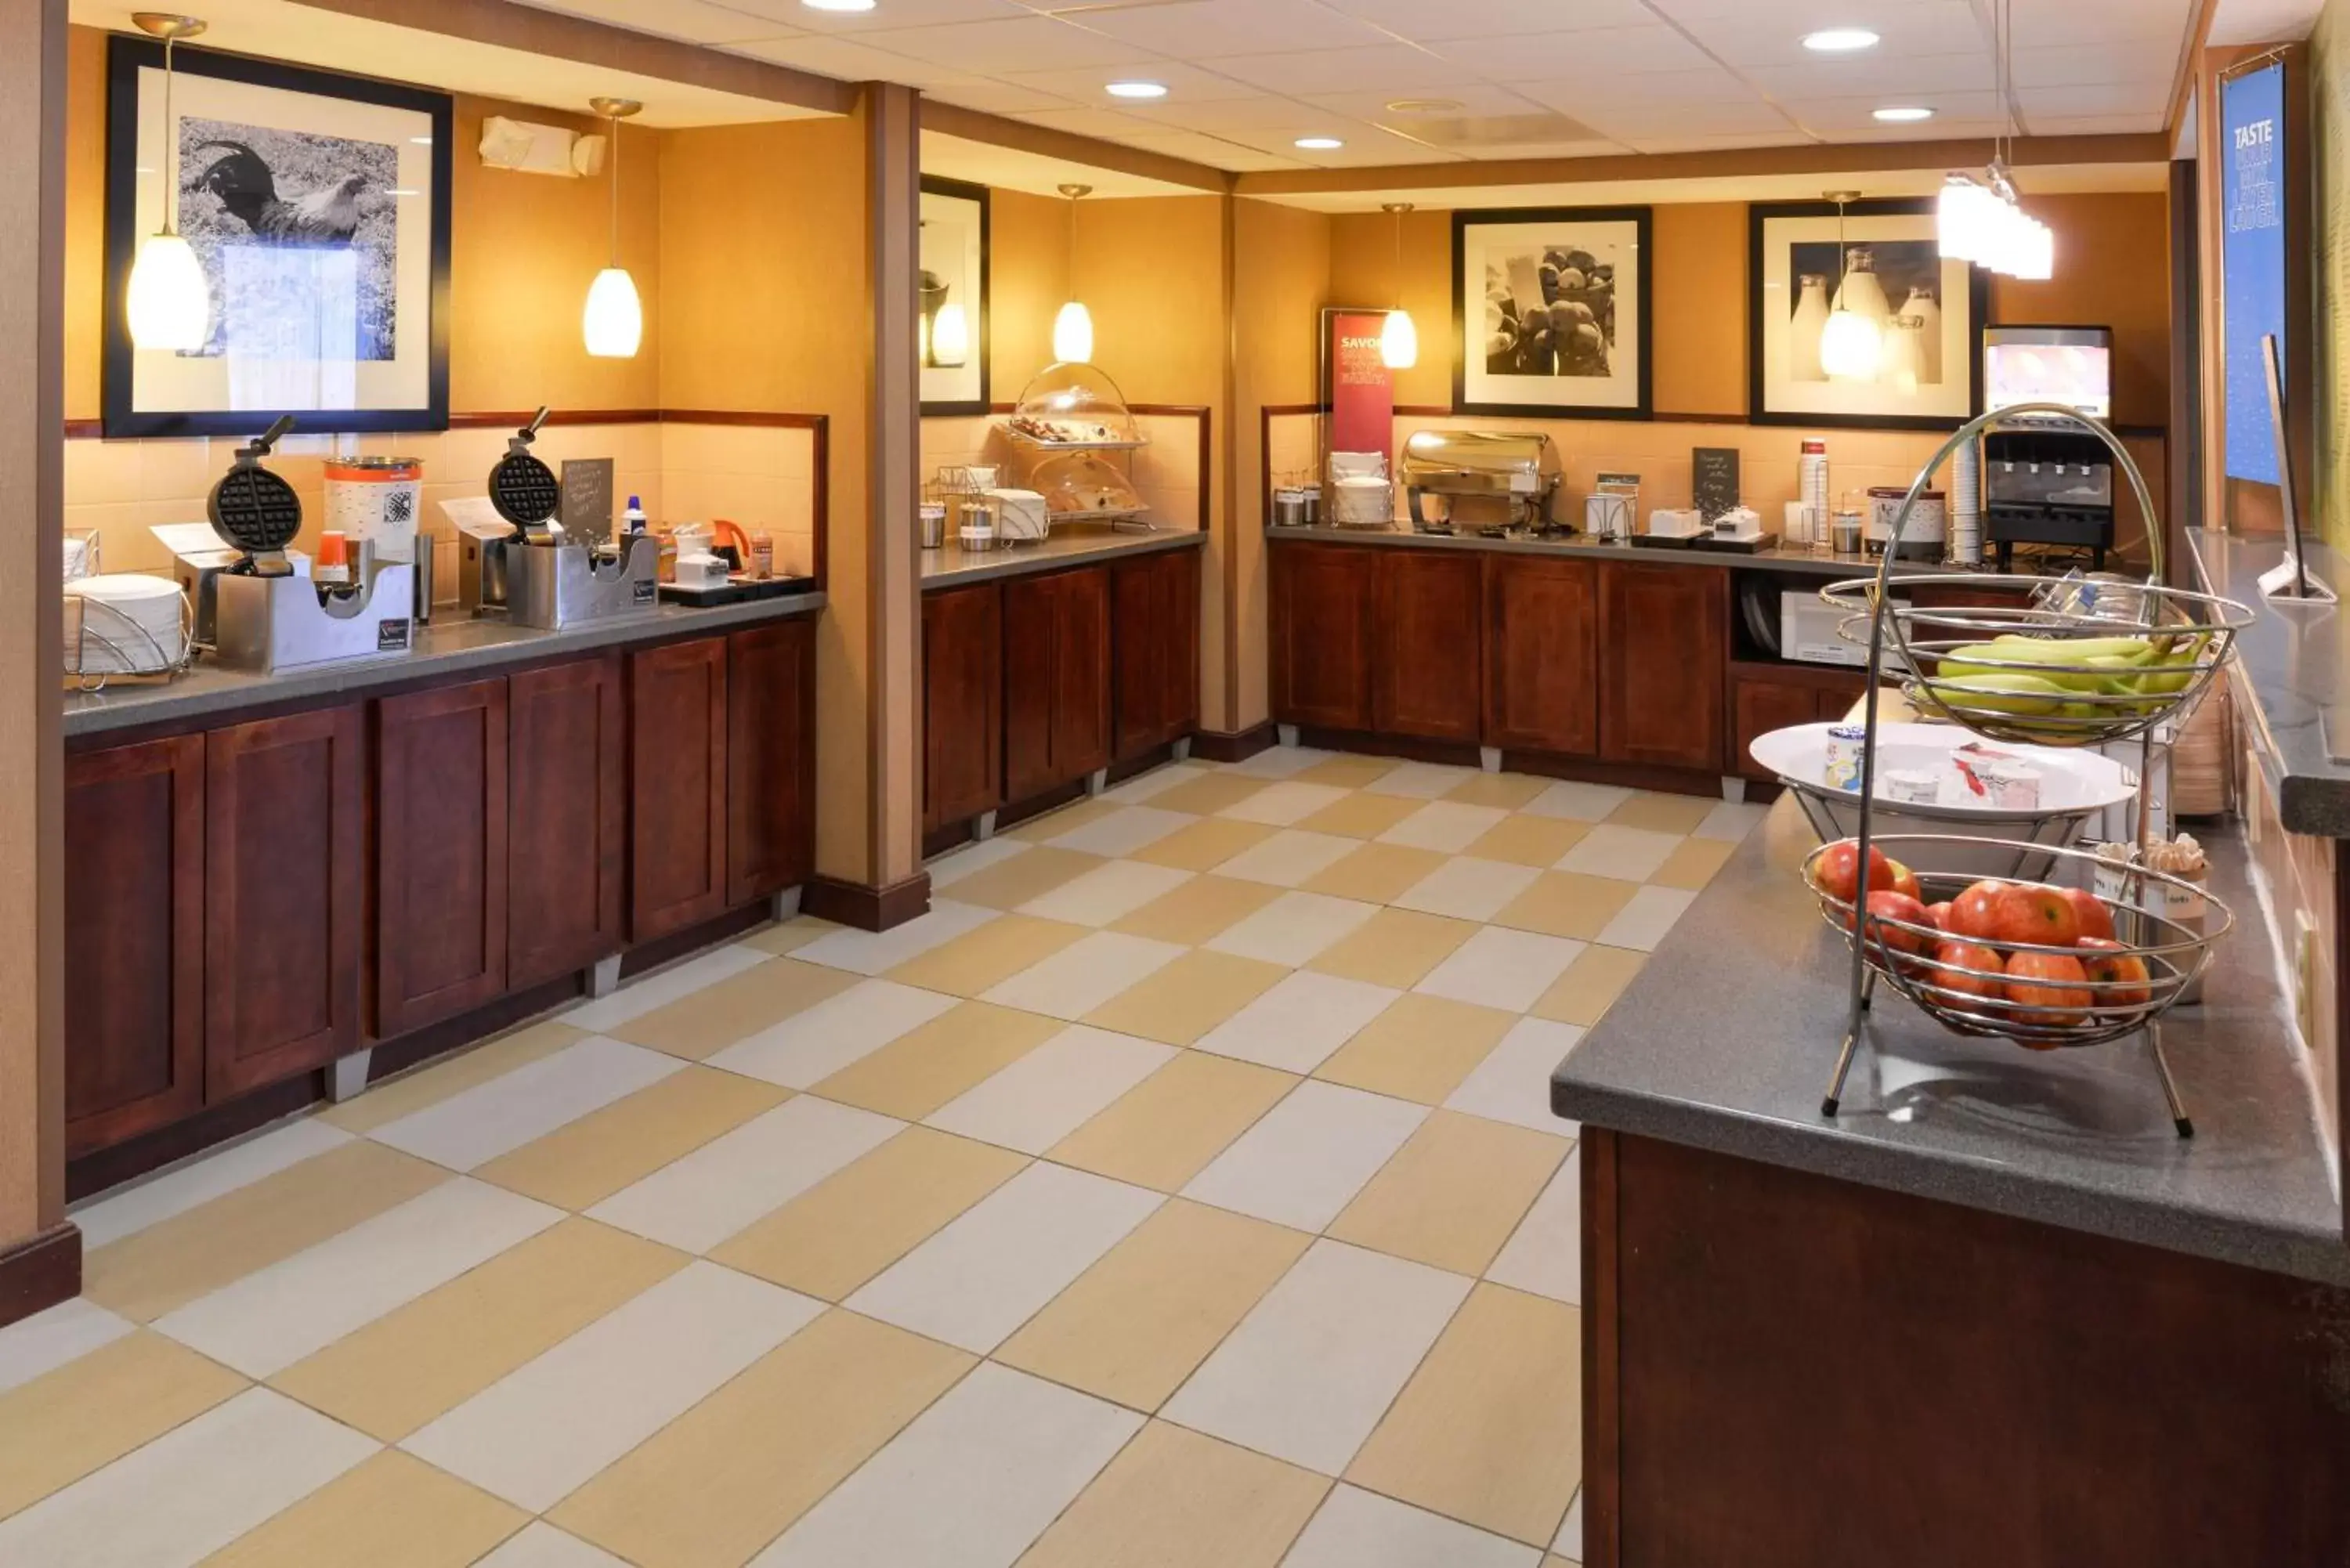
[1049,1052,1300,1194]
[1553,1489,1585,1559]
[609,958,868,1060]
[0,1330,246,1519]
[1593,886,1697,952]
[750,1362,1142,1568]
[1486,1145,1580,1306]
[1530,947,1647,1028]
[368,1037,685,1170]
[1228,745,1338,779]
[1393,857,1541,922]
[705,978,958,1089]
[1649,834,1738,890]
[1112,873,1282,945]
[1464,815,1590,869]
[980,930,1188,1021]
[1444,1018,1585,1136]
[1328,1111,1569,1277]
[1311,994,1516,1107]
[1694,798,1769,842]
[0,1296,132,1393]
[1415,927,1583,1013]
[1347,1284,1582,1547]
[1128,816,1281,873]
[1180,1080,1426,1233]
[742,916,836,958]
[316,1022,582,1136]
[588,1096,903,1254]
[1307,909,1478,988]
[73,1119,355,1245]
[1160,1239,1471,1477]
[1213,829,1361,889]
[710,1127,1028,1300]
[1042,804,1193,857]
[792,899,999,976]
[1224,781,1354,827]
[1302,842,1449,905]
[474,1067,790,1212]
[472,1523,631,1568]
[1518,781,1631,822]
[1014,1421,1329,1568]
[1293,791,1423,840]
[1362,761,1478,799]
[1006,797,1123,840]
[846,1161,1163,1354]
[1280,1483,1539,1568]
[196,1450,525,1568]
[154,1179,563,1379]
[551,1309,974,1568]
[269,1218,687,1443]
[1083,949,1289,1045]
[1605,792,1716,834]
[936,846,1105,911]
[1195,971,1400,1075]
[926,1026,1177,1155]
[812,1000,1066,1118]
[1019,860,1197,928]
[884,915,1092,996]
[996,1199,1311,1413]
[1207,890,1381,966]
[1103,761,1214,803]
[1378,800,1510,853]
[85,1140,450,1324]
[1553,825,1682,883]
[927,836,1032,890]
[0,1387,378,1568]
[1492,872,1636,941]
[1148,771,1275,816]
[1444,773,1549,811]
[402,1261,822,1513]
[1292,754,1399,789]
[562,946,772,1033]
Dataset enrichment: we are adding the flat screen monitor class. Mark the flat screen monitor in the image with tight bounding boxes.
[1983,325,2112,419]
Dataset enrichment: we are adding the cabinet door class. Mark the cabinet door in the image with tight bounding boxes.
[204,706,363,1099]
[1270,543,1376,732]
[1111,556,1167,762]
[509,655,627,990]
[1158,547,1201,742]
[630,638,729,944]
[1483,555,1599,756]
[376,680,510,1039]
[1600,563,1727,773]
[1051,566,1114,782]
[65,735,205,1156]
[1731,676,1831,782]
[1373,551,1484,742]
[727,618,816,908]
[924,583,1003,834]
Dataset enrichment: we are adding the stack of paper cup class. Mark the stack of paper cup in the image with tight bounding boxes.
[1951,436,1983,566]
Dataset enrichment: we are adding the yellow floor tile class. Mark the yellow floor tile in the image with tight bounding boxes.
[271,1217,685,1442]
[996,1200,1311,1411]
[474,1067,790,1212]
[1050,1051,1296,1192]
[1311,994,1516,1106]
[1128,817,1279,873]
[711,1126,1028,1299]
[1007,797,1123,841]
[1347,1284,1584,1547]
[1465,815,1590,869]
[1014,1421,1329,1568]
[552,1310,973,1568]
[743,916,839,957]
[0,1331,245,1518]
[608,957,856,1060]
[1445,773,1550,810]
[812,1000,1063,1120]
[84,1140,448,1324]
[1549,1557,1582,1568]
[1148,771,1274,815]
[1531,945,1650,1028]
[1084,950,1289,1045]
[1293,755,1400,789]
[1302,843,1448,905]
[1328,1110,1569,1276]
[1307,909,1478,988]
[885,915,1091,996]
[1494,872,1636,941]
[1112,874,1282,946]
[319,1019,584,1133]
[940,846,1108,910]
[1605,793,1715,834]
[197,1451,525,1568]
[1649,836,1738,891]
[1295,792,1424,840]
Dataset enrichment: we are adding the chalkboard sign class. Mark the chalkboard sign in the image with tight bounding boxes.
[559,458,615,544]
[1692,447,1741,522]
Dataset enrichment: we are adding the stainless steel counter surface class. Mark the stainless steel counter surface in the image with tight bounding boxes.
[922,527,1205,591]
[64,589,826,742]
[1264,522,1989,581]
[1551,797,2348,1285]
[2188,527,2350,836]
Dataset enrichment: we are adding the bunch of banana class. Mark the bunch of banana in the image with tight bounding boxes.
[1922,632,2211,725]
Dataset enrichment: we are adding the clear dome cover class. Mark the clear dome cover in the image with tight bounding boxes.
[1006,363,1147,449]
[1027,451,1145,519]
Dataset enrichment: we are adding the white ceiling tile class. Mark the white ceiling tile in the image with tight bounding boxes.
[1296,83,1550,120]
[721,0,1028,28]
[2009,42,2185,89]
[1779,88,2003,131]
[1106,128,1314,170]
[1513,65,1759,110]
[1618,130,1817,154]
[1425,23,1716,82]
[1206,43,1488,95]
[1056,0,1394,58]
[921,80,1087,114]
[1670,0,1989,67]
[2023,112,2170,135]
[2016,81,2172,119]
[1311,0,1657,42]
[514,0,800,45]
[992,58,1265,103]
[2013,0,2195,48]
[1744,54,2006,99]
[1574,96,1799,138]
[1114,93,1340,132]
[727,32,972,82]
[851,14,1155,70]
[1007,105,1168,136]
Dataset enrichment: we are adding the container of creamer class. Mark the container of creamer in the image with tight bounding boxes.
[324,455,423,563]
[1824,724,1869,792]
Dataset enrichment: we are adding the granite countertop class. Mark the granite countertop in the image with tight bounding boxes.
[64,589,826,741]
[2188,527,2350,836]
[1264,522,2001,582]
[923,526,1205,590]
[1552,797,2347,1285]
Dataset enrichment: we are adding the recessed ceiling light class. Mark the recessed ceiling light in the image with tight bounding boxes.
[1873,106,1933,122]
[1295,136,1344,150]
[1107,80,1168,99]
[1802,27,1878,51]
[801,0,877,12]
[1385,97,1463,114]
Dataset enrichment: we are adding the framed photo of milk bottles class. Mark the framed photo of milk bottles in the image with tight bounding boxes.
[1748,197,1985,429]
[918,176,990,416]
[1453,206,1652,420]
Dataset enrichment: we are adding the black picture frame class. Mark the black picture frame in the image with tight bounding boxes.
[1452,204,1653,421]
[919,174,991,417]
[103,36,453,438]
[1745,197,1988,432]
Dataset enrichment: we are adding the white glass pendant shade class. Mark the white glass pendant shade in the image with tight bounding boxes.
[1381,308,1419,370]
[1053,300,1094,365]
[2009,216,2053,282]
[1937,178,1996,264]
[1820,309,1883,381]
[931,302,971,368]
[127,233,210,352]
[584,266,643,358]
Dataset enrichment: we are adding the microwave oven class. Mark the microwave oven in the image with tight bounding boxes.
[1780,590,1870,668]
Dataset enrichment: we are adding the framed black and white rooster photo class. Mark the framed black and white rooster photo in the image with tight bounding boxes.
[103,36,453,436]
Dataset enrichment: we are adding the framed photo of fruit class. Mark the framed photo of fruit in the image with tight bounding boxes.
[920,175,989,417]
[1748,197,1987,430]
[1453,206,1651,421]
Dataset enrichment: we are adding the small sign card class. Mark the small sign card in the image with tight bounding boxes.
[1693,446,1741,522]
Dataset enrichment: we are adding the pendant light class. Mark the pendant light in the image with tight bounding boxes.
[125,13,212,353]
[583,96,644,359]
[1053,183,1095,365]
[1380,202,1418,370]
[1936,0,2053,280]
[931,302,970,368]
[1818,191,1883,382]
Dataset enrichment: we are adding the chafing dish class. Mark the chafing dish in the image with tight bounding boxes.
[1398,429,1564,532]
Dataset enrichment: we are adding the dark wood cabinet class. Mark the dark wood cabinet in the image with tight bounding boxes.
[629,637,729,945]
[924,583,1004,835]
[1271,542,1376,732]
[375,680,509,1039]
[508,654,627,991]
[1484,554,1599,756]
[204,706,364,1100]
[1112,548,1200,761]
[64,736,205,1157]
[1005,566,1112,804]
[1600,562,1727,774]
[1372,551,1484,742]
[727,619,817,908]
[1730,663,1870,782]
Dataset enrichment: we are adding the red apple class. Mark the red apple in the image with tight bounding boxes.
[2057,885,2117,944]
[1888,860,1925,905]
[2004,951,2094,1028]
[1860,891,1932,967]
[1946,880,2009,941]
[1813,840,1894,905]
[1925,940,2006,1009]
[2077,937,2153,1009]
[1987,883,2082,949]
[1924,901,1954,932]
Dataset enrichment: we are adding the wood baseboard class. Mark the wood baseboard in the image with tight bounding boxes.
[1189,722,1277,764]
[617,903,776,981]
[805,872,933,933]
[1501,750,1728,800]
[1294,727,1483,768]
[0,1223,83,1331]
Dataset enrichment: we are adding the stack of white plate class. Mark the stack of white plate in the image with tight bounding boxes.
[65,573,186,677]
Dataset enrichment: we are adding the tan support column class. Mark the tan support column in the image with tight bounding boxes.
[0,0,76,1324]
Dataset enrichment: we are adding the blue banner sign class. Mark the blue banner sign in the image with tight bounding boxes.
[2222,59,2287,486]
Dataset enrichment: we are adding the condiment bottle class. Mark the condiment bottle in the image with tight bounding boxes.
[624,495,648,534]
[751,532,775,580]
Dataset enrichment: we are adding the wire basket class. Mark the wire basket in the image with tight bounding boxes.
[63,581,196,692]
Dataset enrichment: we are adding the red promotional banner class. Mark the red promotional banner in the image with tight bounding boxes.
[1325,309,1394,473]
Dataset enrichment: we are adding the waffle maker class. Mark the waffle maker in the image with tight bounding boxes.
[211,416,305,576]
[490,408,561,537]
[462,406,661,629]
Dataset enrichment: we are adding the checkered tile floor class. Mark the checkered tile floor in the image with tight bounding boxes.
[0,746,1763,1568]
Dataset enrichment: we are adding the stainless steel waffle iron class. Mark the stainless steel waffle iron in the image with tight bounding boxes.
[458,408,658,629]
